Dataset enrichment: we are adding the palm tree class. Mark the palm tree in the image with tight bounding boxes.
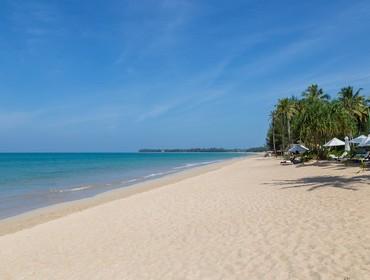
[337,87,369,134]
[269,111,277,154]
[295,97,325,150]
[338,86,363,103]
[266,84,369,158]
[302,84,330,100]
[276,98,297,147]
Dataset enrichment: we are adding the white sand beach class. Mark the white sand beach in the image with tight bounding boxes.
[0,156,369,279]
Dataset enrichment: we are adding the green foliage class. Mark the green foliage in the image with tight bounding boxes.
[244,146,268,152]
[139,148,255,152]
[267,84,369,155]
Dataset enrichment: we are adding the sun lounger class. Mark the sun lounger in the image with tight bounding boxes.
[337,152,349,161]
[328,154,338,160]
[360,152,370,161]
[328,151,348,161]
[280,156,302,165]
[350,151,370,162]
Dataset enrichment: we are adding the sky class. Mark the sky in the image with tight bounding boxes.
[1,0,370,152]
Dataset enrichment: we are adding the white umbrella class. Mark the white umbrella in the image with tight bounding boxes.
[350,135,366,144]
[344,136,350,152]
[324,137,345,147]
[359,134,370,147]
[288,144,309,154]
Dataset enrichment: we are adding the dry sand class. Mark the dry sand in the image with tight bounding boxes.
[0,156,369,279]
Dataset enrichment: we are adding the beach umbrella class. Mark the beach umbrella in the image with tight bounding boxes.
[350,135,366,144]
[358,134,370,147]
[344,136,350,152]
[323,137,345,147]
[288,144,309,154]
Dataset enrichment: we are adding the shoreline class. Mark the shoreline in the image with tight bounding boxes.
[0,156,249,236]
[0,155,369,278]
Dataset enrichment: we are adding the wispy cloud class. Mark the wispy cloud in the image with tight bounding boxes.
[8,0,61,51]
[0,103,134,133]
[240,36,322,79]
[135,87,228,122]
[136,103,176,122]
[0,108,47,130]
[115,0,194,65]
[253,69,370,107]
[214,0,370,100]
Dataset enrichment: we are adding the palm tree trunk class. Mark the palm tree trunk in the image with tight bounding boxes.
[281,117,285,155]
[287,117,291,145]
[272,114,276,155]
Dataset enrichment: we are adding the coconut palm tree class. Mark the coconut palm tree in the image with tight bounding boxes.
[337,86,369,134]
[338,86,363,105]
[276,98,297,146]
[269,111,277,154]
[302,84,330,100]
[267,84,368,158]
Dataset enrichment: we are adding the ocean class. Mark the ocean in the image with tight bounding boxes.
[0,152,248,219]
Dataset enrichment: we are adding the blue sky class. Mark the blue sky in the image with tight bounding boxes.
[1,0,370,152]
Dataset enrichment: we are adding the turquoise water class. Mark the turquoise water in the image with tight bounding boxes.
[0,153,247,219]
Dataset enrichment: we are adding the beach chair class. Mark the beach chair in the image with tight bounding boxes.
[280,155,295,165]
[350,151,370,163]
[362,151,370,161]
[292,157,303,164]
[337,151,349,162]
[328,151,348,161]
[328,154,338,160]
[280,156,302,165]
[280,159,293,165]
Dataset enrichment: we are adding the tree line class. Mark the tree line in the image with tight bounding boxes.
[266,85,370,155]
[139,147,267,153]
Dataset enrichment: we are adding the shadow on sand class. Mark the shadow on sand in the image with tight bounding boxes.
[266,174,370,192]
[289,160,366,172]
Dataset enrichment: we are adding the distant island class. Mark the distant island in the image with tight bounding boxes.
[138,147,267,153]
